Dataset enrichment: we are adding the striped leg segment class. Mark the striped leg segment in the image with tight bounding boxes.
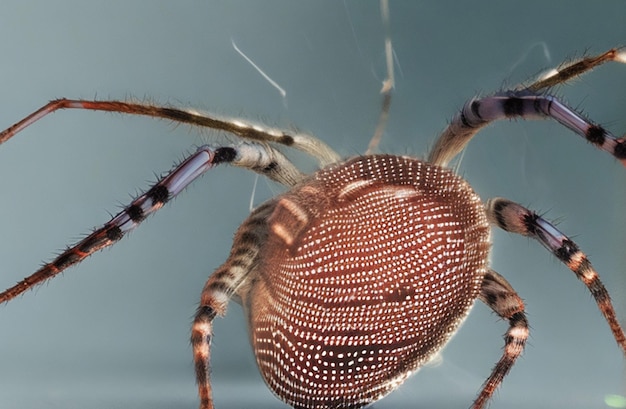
[0,98,340,166]
[428,48,626,167]
[486,198,626,355]
[191,201,274,409]
[474,269,528,409]
[0,142,300,304]
[527,48,626,92]
[192,304,218,409]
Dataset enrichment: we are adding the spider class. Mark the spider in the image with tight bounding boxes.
[3,3,624,408]
[1,12,626,403]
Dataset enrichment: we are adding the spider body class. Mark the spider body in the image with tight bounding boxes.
[1,14,625,406]
[240,155,489,408]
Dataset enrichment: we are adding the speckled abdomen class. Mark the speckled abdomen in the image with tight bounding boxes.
[246,155,491,408]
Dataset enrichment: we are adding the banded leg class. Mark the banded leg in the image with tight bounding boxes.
[0,142,301,303]
[192,199,274,409]
[527,48,626,92]
[365,0,394,155]
[0,98,340,167]
[428,48,626,166]
[486,197,626,354]
[474,269,529,409]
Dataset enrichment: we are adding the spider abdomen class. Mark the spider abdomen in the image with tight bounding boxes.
[243,155,491,408]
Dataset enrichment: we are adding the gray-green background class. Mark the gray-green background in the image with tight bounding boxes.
[0,1,624,408]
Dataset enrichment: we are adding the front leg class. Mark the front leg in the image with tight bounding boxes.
[191,200,274,409]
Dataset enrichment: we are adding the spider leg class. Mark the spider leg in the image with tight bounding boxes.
[365,0,394,155]
[192,200,274,409]
[527,47,626,92]
[486,197,626,354]
[474,269,528,409]
[0,142,302,304]
[428,48,626,167]
[0,98,340,166]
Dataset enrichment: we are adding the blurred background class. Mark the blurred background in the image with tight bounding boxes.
[0,1,624,408]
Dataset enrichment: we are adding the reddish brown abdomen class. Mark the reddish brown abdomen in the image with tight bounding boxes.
[248,155,490,409]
